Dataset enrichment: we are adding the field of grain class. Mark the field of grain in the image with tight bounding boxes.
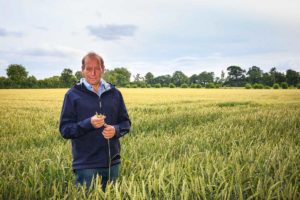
[0,88,299,199]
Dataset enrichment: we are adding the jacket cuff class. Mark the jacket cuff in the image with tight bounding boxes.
[113,125,121,138]
[78,117,94,131]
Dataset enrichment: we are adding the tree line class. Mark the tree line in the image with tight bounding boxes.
[0,64,299,89]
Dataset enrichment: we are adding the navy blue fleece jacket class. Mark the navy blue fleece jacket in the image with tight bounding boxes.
[59,82,131,169]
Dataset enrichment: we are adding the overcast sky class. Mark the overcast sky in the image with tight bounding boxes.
[0,0,299,79]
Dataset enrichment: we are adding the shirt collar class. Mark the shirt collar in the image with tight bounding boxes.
[80,78,107,97]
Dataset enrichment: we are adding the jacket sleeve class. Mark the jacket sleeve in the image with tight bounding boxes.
[59,92,94,139]
[114,91,131,139]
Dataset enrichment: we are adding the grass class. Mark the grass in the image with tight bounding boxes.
[0,88,299,199]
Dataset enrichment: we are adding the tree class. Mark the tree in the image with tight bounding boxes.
[286,69,299,86]
[132,73,145,87]
[145,72,154,85]
[262,72,273,86]
[269,67,285,84]
[6,64,28,82]
[246,66,263,84]
[75,71,83,81]
[189,74,199,84]
[198,71,214,86]
[60,68,76,87]
[226,66,246,86]
[40,76,61,88]
[103,67,131,86]
[220,70,225,85]
[133,73,144,82]
[153,75,172,87]
[25,75,38,88]
[172,71,189,86]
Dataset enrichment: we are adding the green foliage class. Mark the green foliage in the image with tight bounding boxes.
[297,83,300,89]
[245,83,252,89]
[286,69,299,86]
[264,86,271,89]
[172,71,189,87]
[145,72,154,85]
[60,68,76,87]
[103,68,131,87]
[75,71,83,81]
[246,66,263,84]
[280,82,288,89]
[6,64,28,82]
[273,83,280,89]
[154,83,161,88]
[226,66,246,86]
[1,63,300,90]
[205,83,215,88]
[169,83,176,88]
[180,83,188,88]
[153,75,172,87]
[252,83,264,89]
[214,84,220,88]
[190,83,197,88]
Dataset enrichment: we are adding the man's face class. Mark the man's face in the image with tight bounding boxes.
[82,57,103,86]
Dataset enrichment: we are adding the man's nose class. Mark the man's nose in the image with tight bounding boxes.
[91,69,96,75]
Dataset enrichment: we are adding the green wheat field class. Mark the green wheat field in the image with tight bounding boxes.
[0,89,299,199]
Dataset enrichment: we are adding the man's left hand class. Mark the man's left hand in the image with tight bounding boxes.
[102,125,116,139]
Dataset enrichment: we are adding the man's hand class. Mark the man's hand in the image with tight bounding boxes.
[102,125,116,139]
[91,115,106,128]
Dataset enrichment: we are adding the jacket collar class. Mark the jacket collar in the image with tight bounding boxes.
[76,78,114,95]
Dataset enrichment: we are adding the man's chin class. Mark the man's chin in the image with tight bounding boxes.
[87,79,100,85]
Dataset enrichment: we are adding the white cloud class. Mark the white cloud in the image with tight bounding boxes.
[87,24,137,40]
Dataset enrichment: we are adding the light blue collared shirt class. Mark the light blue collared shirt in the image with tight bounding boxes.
[80,78,106,97]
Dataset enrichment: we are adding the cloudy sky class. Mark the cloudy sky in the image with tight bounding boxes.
[0,0,299,79]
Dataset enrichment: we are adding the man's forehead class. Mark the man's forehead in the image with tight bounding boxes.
[85,57,100,65]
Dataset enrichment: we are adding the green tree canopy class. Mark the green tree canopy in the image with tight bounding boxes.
[286,69,299,86]
[226,66,246,86]
[6,64,28,82]
[75,71,83,81]
[103,67,131,86]
[172,71,189,86]
[145,72,154,84]
[246,66,263,84]
[60,68,76,87]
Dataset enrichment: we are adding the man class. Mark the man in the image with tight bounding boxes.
[59,52,131,191]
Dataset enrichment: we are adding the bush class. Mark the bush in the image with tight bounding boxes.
[196,84,202,88]
[281,82,288,89]
[190,83,196,88]
[273,83,280,89]
[245,83,251,89]
[154,83,161,88]
[125,84,130,88]
[181,83,188,88]
[252,83,264,89]
[215,84,220,88]
[205,83,215,88]
[146,84,152,88]
[131,84,137,88]
[169,83,176,88]
[297,83,300,89]
[139,83,146,88]
[264,86,271,89]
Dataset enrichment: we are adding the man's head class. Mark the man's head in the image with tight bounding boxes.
[81,52,105,86]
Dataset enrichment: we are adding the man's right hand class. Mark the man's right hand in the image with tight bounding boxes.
[91,115,106,128]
